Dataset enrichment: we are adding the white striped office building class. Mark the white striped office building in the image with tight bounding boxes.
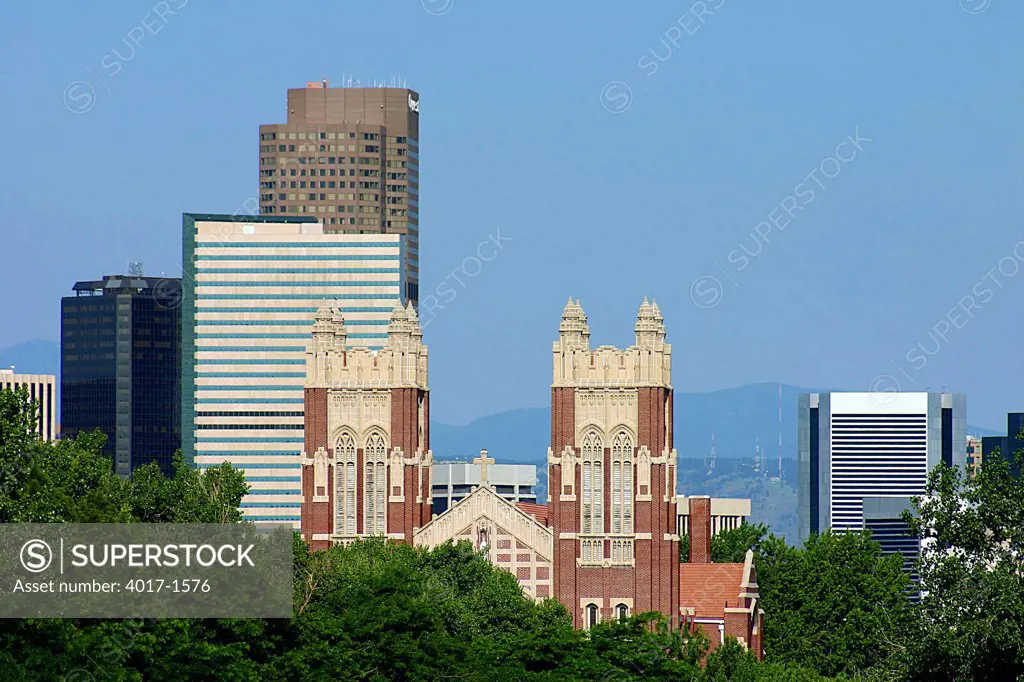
[181,214,407,526]
[798,392,965,568]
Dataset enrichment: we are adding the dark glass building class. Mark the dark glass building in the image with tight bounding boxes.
[61,275,181,476]
[981,412,1024,476]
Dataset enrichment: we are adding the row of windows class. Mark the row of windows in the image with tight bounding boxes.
[268,177,389,190]
[264,144,398,154]
[261,132,369,141]
[195,280,399,287]
[193,242,401,249]
[329,433,389,535]
[197,411,304,417]
[198,267,399,275]
[195,306,395,312]
[264,169,415,187]
[262,208,395,226]
[263,206,383,216]
[263,156,385,168]
[195,424,303,430]
[194,332,386,339]
[582,431,634,535]
[433,485,534,495]
[585,604,630,629]
[260,131,408,143]
[284,153,389,164]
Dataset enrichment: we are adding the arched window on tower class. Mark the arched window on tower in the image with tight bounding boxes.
[335,433,357,535]
[616,603,629,622]
[364,432,387,535]
[611,430,634,535]
[581,431,603,535]
[586,603,600,629]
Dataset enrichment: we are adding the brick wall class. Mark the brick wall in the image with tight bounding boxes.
[689,496,712,564]
[301,388,331,546]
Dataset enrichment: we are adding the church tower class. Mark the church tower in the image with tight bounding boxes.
[301,301,432,549]
[549,297,679,628]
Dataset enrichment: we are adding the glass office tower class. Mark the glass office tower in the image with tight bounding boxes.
[61,275,182,476]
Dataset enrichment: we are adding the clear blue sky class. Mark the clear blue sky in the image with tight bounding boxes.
[1,1,1021,429]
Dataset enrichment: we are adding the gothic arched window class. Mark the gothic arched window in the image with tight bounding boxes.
[586,603,600,629]
[611,430,634,534]
[581,431,603,535]
[616,603,629,622]
[364,432,387,535]
[335,433,357,535]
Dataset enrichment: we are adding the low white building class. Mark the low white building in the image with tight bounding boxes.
[676,496,751,537]
[0,368,57,441]
[431,451,538,516]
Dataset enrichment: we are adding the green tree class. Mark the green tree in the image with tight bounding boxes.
[896,448,1024,681]
[679,522,769,563]
[128,454,249,523]
[759,530,913,677]
[683,522,914,678]
[712,523,770,563]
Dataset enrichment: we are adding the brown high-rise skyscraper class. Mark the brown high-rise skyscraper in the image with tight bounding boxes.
[259,81,420,303]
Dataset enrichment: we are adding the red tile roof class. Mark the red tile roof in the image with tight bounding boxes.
[516,502,549,526]
[679,563,745,619]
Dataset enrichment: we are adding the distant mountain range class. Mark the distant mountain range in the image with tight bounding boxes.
[0,340,61,415]
[430,383,1000,543]
[432,384,998,466]
[0,340,59,377]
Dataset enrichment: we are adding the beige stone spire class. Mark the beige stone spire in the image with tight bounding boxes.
[650,298,666,340]
[406,301,423,340]
[312,300,335,352]
[635,296,661,347]
[331,303,348,349]
[389,299,427,355]
[559,296,590,350]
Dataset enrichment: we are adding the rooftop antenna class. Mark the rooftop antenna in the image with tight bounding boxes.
[754,434,762,473]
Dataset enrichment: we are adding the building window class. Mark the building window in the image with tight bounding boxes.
[611,431,634,534]
[610,538,633,564]
[581,431,603,534]
[364,432,387,535]
[586,604,600,629]
[335,433,357,535]
[616,604,629,622]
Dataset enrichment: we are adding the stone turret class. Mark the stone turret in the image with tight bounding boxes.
[332,306,348,350]
[312,301,336,353]
[558,297,590,351]
[552,297,671,388]
[635,297,660,347]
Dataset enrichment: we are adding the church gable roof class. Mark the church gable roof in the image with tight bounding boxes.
[414,485,553,561]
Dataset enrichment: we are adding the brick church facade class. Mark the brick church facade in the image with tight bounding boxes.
[548,297,679,628]
[300,298,763,658]
[300,302,432,550]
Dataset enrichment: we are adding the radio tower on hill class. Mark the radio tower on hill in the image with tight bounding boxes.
[777,383,784,480]
[707,432,717,475]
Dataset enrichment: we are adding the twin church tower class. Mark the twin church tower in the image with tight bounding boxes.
[300,297,681,627]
